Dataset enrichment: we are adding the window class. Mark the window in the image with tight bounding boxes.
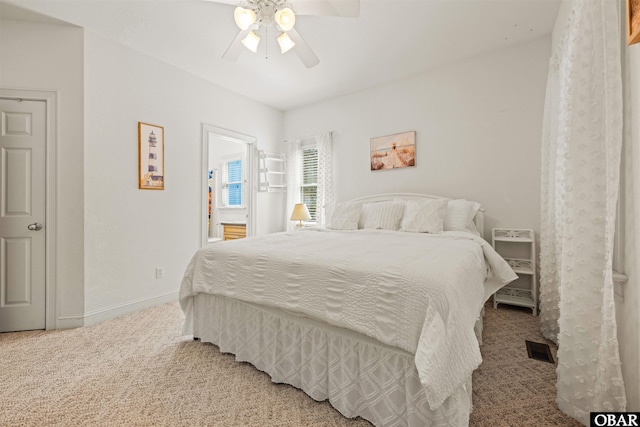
[223,158,243,207]
[300,147,318,221]
[286,132,332,229]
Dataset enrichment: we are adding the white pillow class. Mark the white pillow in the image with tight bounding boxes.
[362,200,405,230]
[357,203,371,229]
[444,199,481,233]
[400,198,448,233]
[326,201,363,230]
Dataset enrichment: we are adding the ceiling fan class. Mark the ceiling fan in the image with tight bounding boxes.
[206,0,360,68]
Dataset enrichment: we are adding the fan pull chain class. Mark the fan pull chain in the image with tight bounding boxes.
[264,26,268,60]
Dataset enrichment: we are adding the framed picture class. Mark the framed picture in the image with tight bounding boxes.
[628,0,640,45]
[138,122,164,190]
[370,131,416,171]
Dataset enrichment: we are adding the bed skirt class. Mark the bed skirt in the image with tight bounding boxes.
[191,294,475,427]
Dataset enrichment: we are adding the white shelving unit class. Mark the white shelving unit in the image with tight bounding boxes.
[492,228,537,315]
[258,151,286,192]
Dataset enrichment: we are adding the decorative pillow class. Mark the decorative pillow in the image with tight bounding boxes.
[443,199,482,233]
[325,201,363,230]
[357,203,371,229]
[400,198,448,233]
[361,200,405,231]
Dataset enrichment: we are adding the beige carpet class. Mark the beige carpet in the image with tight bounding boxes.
[0,301,581,427]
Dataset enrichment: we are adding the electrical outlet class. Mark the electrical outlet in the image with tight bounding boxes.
[155,267,165,279]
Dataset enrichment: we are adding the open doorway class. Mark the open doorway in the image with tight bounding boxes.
[201,125,256,246]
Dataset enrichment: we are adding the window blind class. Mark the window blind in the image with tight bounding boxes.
[301,147,318,220]
[227,159,242,206]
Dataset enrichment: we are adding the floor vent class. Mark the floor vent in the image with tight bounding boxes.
[525,340,554,363]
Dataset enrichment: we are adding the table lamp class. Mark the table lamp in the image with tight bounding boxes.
[290,203,311,227]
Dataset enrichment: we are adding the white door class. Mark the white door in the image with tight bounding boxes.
[0,98,46,332]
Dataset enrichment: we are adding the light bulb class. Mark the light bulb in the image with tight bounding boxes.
[277,32,296,53]
[234,7,256,30]
[241,31,260,53]
[274,7,295,32]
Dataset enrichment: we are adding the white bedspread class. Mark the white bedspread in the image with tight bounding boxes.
[179,229,516,410]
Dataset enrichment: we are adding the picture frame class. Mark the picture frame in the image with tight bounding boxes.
[628,0,640,45]
[370,131,416,171]
[138,122,164,190]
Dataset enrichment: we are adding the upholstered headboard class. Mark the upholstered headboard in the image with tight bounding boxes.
[347,193,485,238]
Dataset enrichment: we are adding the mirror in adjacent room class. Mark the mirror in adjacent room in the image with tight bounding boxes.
[202,124,256,246]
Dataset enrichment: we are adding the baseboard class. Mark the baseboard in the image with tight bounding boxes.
[83,291,179,327]
[54,314,84,330]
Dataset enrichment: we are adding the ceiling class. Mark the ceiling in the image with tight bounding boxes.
[1,0,561,111]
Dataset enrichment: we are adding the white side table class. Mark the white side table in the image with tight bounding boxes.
[492,228,537,315]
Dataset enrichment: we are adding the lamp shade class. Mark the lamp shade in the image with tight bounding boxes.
[277,32,296,53]
[241,31,261,53]
[290,203,311,223]
[234,7,256,30]
[274,7,296,31]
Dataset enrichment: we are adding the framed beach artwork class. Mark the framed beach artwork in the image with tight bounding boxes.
[629,0,640,45]
[138,122,164,190]
[370,131,416,171]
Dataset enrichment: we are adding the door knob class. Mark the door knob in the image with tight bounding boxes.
[27,223,43,231]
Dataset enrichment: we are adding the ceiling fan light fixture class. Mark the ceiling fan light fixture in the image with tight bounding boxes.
[241,31,261,53]
[277,32,296,53]
[234,6,256,30]
[274,7,296,31]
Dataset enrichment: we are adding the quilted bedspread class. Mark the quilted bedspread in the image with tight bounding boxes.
[179,229,517,409]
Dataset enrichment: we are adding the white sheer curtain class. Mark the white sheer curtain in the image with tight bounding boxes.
[315,132,334,226]
[285,139,301,232]
[539,0,626,423]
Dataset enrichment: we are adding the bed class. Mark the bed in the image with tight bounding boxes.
[179,193,517,426]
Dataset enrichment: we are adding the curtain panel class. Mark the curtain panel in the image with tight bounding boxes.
[539,0,626,423]
[315,132,334,226]
[285,139,301,232]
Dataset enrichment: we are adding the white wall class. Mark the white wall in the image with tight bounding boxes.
[0,19,85,328]
[284,37,550,240]
[0,16,285,327]
[83,31,284,322]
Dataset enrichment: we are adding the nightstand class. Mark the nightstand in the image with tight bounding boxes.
[222,223,247,240]
[492,228,537,315]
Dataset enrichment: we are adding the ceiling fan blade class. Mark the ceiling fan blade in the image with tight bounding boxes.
[292,0,360,17]
[222,28,251,62]
[287,28,320,68]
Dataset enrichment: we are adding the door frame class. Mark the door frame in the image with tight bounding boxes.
[1,88,58,330]
[201,124,256,247]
